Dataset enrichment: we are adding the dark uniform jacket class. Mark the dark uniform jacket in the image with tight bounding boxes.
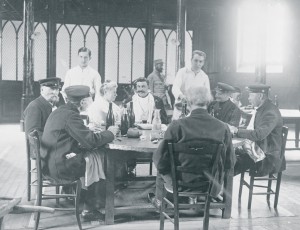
[153,108,235,196]
[237,99,284,176]
[41,102,114,181]
[209,99,241,127]
[23,95,53,137]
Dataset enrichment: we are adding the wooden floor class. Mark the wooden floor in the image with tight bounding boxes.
[1,124,300,230]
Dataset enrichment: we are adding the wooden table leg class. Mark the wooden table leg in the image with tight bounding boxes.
[295,122,300,148]
[105,153,115,225]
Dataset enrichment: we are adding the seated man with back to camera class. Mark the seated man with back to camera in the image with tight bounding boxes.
[130,77,168,124]
[208,82,241,127]
[148,86,235,206]
[41,85,119,221]
[228,85,285,176]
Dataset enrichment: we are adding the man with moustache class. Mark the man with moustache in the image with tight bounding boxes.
[131,77,168,124]
[147,59,170,108]
[209,82,241,127]
[172,50,210,120]
[23,77,61,137]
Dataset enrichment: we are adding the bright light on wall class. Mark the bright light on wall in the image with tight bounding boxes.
[236,0,288,73]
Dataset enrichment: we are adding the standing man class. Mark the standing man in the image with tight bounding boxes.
[209,82,241,127]
[23,78,61,137]
[131,77,168,124]
[229,85,284,176]
[172,50,210,120]
[147,59,170,108]
[62,47,102,100]
[41,85,118,220]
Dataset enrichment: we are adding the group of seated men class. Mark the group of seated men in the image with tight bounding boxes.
[23,50,285,222]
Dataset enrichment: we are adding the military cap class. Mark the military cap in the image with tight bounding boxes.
[216,82,235,92]
[246,84,270,94]
[233,86,241,93]
[38,78,61,88]
[154,59,163,65]
[65,85,90,101]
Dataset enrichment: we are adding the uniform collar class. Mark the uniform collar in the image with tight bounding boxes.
[190,108,209,117]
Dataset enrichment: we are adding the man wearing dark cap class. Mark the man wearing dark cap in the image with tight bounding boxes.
[209,82,241,127]
[41,85,118,221]
[23,77,61,137]
[147,59,170,108]
[229,84,284,176]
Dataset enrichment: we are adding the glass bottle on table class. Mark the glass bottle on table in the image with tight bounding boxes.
[128,101,135,128]
[179,102,187,119]
[106,102,115,130]
[152,109,161,131]
[120,104,130,135]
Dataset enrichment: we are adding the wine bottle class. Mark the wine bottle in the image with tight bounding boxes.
[152,109,162,131]
[128,101,135,128]
[106,102,115,130]
[120,104,130,135]
[179,102,187,119]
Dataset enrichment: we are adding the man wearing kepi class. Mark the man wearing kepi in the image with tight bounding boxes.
[23,77,61,137]
[209,82,241,127]
[147,59,170,108]
[41,85,118,221]
[229,85,284,176]
[172,50,210,120]
[149,86,235,207]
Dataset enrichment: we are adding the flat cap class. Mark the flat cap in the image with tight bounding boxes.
[246,84,270,93]
[216,82,235,92]
[38,78,61,88]
[154,59,163,65]
[65,85,90,101]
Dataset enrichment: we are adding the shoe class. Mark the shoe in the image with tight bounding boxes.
[148,193,161,209]
[211,194,223,203]
[81,210,104,222]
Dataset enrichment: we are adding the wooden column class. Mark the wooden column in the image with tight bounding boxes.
[20,0,35,128]
[47,0,56,78]
[98,24,106,83]
[176,0,186,71]
[0,0,3,81]
[145,0,154,79]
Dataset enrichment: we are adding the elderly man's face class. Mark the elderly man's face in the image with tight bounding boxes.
[41,86,59,103]
[215,89,230,102]
[155,63,164,73]
[78,51,90,68]
[136,81,149,98]
[105,88,117,102]
[248,93,262,107]
[191,54,205,71]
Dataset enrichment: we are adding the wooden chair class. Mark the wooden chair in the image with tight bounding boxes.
[238,126,289,209]
[159,139,230,230]
[28,130,82,230]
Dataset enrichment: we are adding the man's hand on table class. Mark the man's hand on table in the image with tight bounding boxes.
[228,124,238,136]
[107,125,120,136]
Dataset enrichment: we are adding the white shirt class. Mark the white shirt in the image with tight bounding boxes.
[88,96,121,126]
[132,93,155,123]
[172,67,210,120]
[62,65,102,99]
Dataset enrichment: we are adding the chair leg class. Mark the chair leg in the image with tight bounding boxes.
[247,175,254,210]
[56,186,60,205]
[203,195,211,230]
[274,172,282,209]
[149,160,153,175]
[27,158,31,201]
[34,184,42,230]
[238,172,245,203]
[267,174,273,203]
[75,180,83,230]
[159,189,166,230]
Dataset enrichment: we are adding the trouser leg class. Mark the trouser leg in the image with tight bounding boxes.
[234,148,255,176]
